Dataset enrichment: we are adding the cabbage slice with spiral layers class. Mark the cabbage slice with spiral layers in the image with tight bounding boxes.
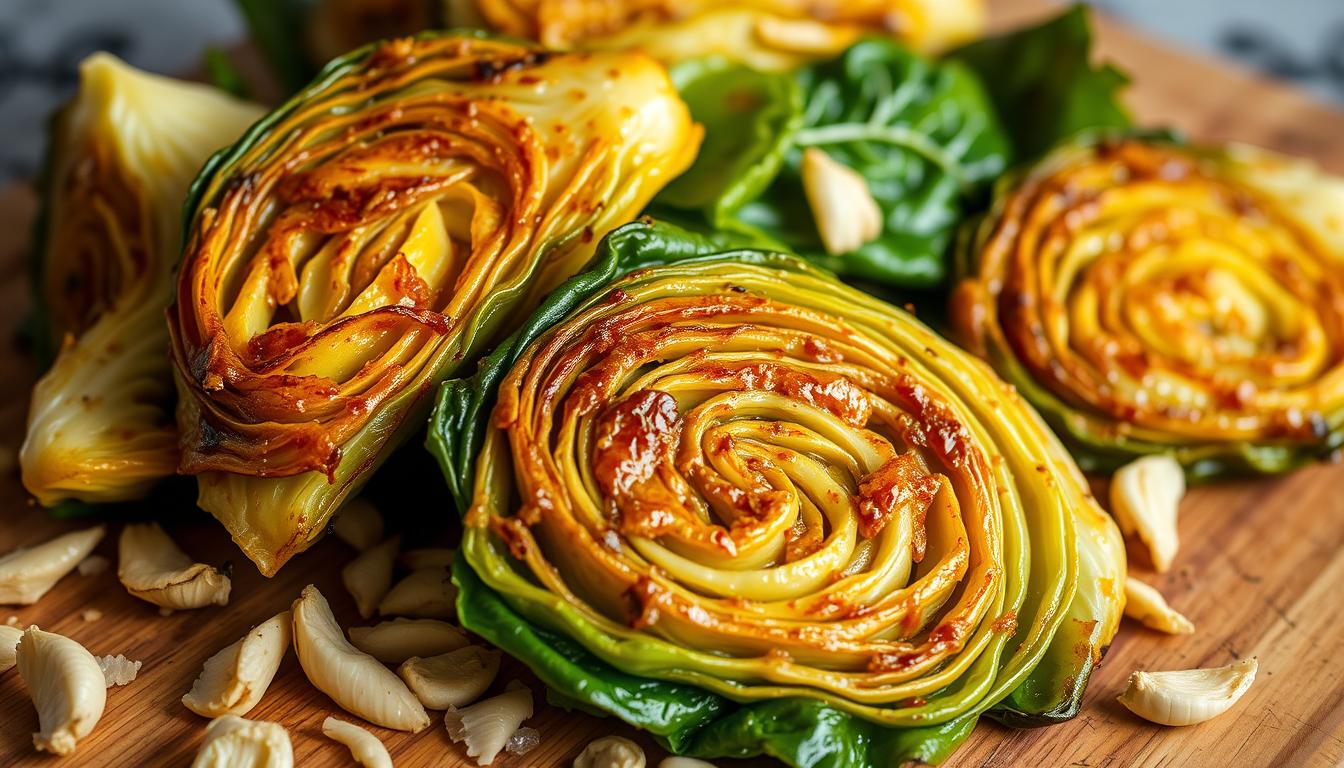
[430,221,1126,767]
[951,137,1344,477]
[454,0,986,70]
[21,54,263,507]
[168,34,700,575]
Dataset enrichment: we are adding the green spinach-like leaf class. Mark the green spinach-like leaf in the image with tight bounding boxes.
[948,4,1131,160]
[654,40,1010,289]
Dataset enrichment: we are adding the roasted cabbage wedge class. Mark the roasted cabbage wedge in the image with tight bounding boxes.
[953,136,1344,478]
[429,221,1126,767]
[168,34,699,576]
[235,0,986,92]
[21,54,263,507]
[455,0,986,70]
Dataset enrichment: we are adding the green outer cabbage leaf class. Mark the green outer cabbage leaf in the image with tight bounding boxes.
[427,220,1112,767]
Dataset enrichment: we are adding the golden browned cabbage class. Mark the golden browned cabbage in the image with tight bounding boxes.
[444,225,1125,763]
[168,34,700,575]
[456,0,986,69]
[953,138,1344,477]
[21,54,263,506]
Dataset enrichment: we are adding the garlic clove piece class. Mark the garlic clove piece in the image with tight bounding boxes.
[1124,577,1194,634]
[0,526,105,605]
[377,567,457,619]
[1118,657,1257,726]
[660,759,718,768]
[1110,454,1184,572]
[292,585,429,732]
[399,547,455,571]
[343,536,400,619]
[444,686,533,766]
[16,626,107,755]
[183,611,291,717]
[801,147,883,256]
[97,654,143,686]
[118,523,230,609]
[348,618,470,664]
[332,498,384,552]
[575,735,646,768]
[398,646,501,710]
[1,623,21,672]
[322,716,393,768]
[192,714,293,767]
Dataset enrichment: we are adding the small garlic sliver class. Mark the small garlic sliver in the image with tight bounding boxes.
[444,686,533,766]
[399,547,455,571]
[292,585,429,732]
[16,626,107,756]
[348,618,469,664]
[118,523,230,609]
[1124,577,1194,634]
[378,567,457,619]
[0,526,106,605]
[183,611,291,717]
[398,645,501,710]
[1118,657,1257,727]
[332,498,384,552]
[0,623,21,672]
[575,735,646,768]
[322,717,393,768]
[753,16,851,55]
[192,714,293,768]
[343,536,400,619]
[1110,454,1184,572]
[801,147,883,256]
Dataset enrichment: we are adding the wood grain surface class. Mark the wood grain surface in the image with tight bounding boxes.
[2,2,1343,766]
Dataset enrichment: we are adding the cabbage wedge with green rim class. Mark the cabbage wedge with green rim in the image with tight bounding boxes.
[169,34,700,575]
[952,137,1344,478]
[429,221,1126,766]
[21,54,263,507]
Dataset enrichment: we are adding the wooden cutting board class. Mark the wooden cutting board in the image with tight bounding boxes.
[2,2,1343,766]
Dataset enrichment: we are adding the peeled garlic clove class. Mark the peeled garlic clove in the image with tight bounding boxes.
[332,498,384,552]
[660,760,717,768]
[348,618,470,664]
[753,16,850,55]
[292,585,429,732]
[399,547,455,571]
[378,567,457,619]
[0,526,105,605]
[1,623,21,672]
[118,523,230,609]
[575,735,646,768]
[1124,577,1194,634]
[322,717,392,768]
[192,714,293,768]
[399,646,501,710]
[801,147,883,256]
[1118,657,1257,726]
[343,536,400,620]
[183,611,291,717]
[16,626,107,755]
[445,686,533,766]
[1110,454,1184,572]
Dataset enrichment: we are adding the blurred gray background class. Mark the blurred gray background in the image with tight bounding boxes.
[0,0,1341,182]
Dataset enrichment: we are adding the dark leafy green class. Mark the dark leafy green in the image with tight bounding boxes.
[232,0,314,94]
[653,39,1010,289]
[948,4,1131,160]
[428,221,1106,768]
